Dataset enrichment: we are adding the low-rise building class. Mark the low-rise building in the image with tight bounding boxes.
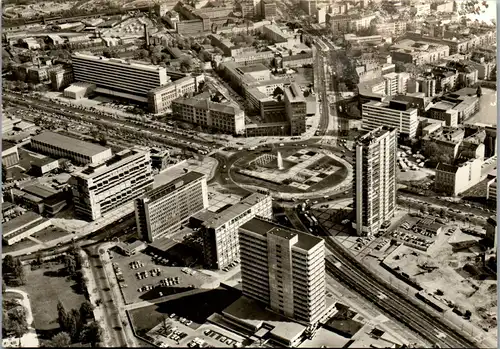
[49,65,74,91]
[2,141,19,168]
[150,148,170,172]
[135,171,208,243]
[30,157,59,176]
[434,158,482,196]
[193,193,272,270]
[391,39,449,65]
[172,96,246,135]
[31,131,112,165]
[427,101,459,127]
[486,178,496,202]
[3,211,51,246]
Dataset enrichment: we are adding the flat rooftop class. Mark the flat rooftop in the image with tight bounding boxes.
[72,52,167,73]
[74,148,147,178]
[356,126,396,146]
[3,211,42,236]
[240,217,323,251]
[2,140,17,151]
[142,171,205,203]
[32,131,110,158]
[236,63,268,74]
[22,184,59,199]
[201,193,269,229]
[222,296,306,343]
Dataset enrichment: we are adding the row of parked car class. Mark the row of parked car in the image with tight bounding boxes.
[130,261,145,269]
[203,330,238,346]
[222,260,240,272]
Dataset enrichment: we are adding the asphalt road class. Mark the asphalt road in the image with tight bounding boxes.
[4,92,219,150]
[86,246,128,347]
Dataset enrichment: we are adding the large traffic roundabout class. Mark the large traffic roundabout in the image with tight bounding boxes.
[212,142,353,201]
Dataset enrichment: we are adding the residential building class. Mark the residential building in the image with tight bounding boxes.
[486,178,496,202]
[284,83,306,136]
[72,53,169,102]
[375,21,407,37]
[427,101,459,127]
[353,126,397,236]
[330,13,375,33]
[434,159,482,196]
[261,0,276,19]
[362,100,418,138]
[30,131,112,165]
[171,96,246,135]
[391,39,449,65]
[30,157,59,176]
[194,193,272,270]
[135,171,209,243]
[147,75,205,114]
[49,65,74,91]
[239,217,326,324]
[70,148,154,220]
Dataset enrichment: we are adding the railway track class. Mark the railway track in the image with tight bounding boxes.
[323,236,477,348]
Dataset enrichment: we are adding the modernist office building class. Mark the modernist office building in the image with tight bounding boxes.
[353,126,397,236]
[135,171,209,243]
[239,218,326,324]
[72,53,169,102]
[361,100,418,139]
[31,131,112,165]
[194,193,272,270]
[70,148,154,220]
[284,83,307,136]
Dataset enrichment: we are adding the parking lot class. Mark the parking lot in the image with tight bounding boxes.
[110,248,215,305]
[145,314,246,348]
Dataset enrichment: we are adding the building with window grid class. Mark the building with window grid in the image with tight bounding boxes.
[31,131,112,165]
[193,193,272,270]
[353,126,397,236]
[239,218,326,324]
[135,171,209,243]
[361,100,418,139]
[70,147,153,220]
[72,53,169,102]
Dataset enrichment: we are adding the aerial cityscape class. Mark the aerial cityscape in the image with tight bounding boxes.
[1,0,497,347]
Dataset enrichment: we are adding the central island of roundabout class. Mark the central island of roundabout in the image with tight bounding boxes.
[224,144,353,201]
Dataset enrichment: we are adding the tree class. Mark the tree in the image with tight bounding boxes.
[82,321,102,347]
[272,86,284,98]
[64,254,77,277]
[79,301,94,321]
[2,280,6,294]
[180,57,193,72]
[48,332,71,347]
[3,306,29,338]
[57,301,68,330]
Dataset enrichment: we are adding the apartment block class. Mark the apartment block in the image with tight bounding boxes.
[31,131,112,165]
[135,171,208,243]
[427,101,459,127]
[284,83,307,136]
[147,75,204,114]
[353,126,397,236]
[362,100,419,138]
[194,193,272,270]
[239,218,326,324]
[434,159,482,196]
[72,53,169,102]
[70,148,154,220]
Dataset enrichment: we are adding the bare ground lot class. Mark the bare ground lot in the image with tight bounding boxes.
[384,230,497,337]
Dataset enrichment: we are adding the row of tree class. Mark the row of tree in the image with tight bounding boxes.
[3,255,26,286]
[53,300,100,347]
[2,298,29,339]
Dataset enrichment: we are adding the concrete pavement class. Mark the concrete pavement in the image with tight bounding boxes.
[5,288,40,348]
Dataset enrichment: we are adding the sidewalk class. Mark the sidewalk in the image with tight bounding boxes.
[80,249,114,348]
[100,244,138,347]
[5,288,40,347]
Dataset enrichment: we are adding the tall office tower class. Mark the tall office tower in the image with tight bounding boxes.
[72,53,169,102]
[239,218,326,324]
[353,126,397,236]
[240,0,257,18]
[196,193,272,270]
[284,83,307,136]
[70,148,154,221]
[135,171,209,243]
